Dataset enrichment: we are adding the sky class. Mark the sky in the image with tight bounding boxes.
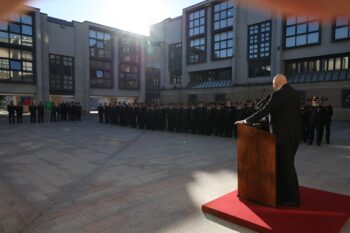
[27,0,203,35]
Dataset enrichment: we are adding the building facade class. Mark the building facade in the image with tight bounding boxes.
[149,0,350,120]
[0,1,350,119]
[0,6,147,113]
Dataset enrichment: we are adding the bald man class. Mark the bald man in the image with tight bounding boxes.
[235,74,302,207]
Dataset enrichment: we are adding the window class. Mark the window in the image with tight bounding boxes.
[334,16,350,41]
[0,49,34,83]
[89,28,113,88]
[248,21,271,59]
[188,9,205,37]
[248,60,271,77]
[285,54,350,75]
[119,34,141,90]
[0,13,33,47]
[187,8,206,64]
[248,21,271,77]
[189,37,206,63]
[190,68,232,83]
[49,54,74,94]
[169,43,182,84]
[342,89,350,108]
[213,1,234,31]
[146,67,161,94]
[284,15,320,48]
[213,30,233,59]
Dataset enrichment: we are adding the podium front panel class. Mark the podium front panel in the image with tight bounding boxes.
[237,124,276,207]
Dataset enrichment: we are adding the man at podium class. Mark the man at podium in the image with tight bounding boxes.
[235,74,302,207]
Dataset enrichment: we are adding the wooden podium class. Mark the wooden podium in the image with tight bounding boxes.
[237,124,277,207]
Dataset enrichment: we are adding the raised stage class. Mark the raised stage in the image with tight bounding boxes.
[202,186,350,233]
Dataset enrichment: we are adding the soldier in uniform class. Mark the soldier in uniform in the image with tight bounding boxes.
[214,102,225,137]
[167,104,175,132]
[37,101,45,123]
[307,96,323,146]
[300,100,309,143]
[204,103,215,135]
[189,104,197,134]
[97,103,104,122]
[224,99,236,138]
[16,101,23,124]
[103,103,109,123]
[56,103,61,121]
[51,102,57,122]
[7,101,15,124]
[197,102,206,134]
[29,101,37,123]
[321,97,333,144]
[234,101,243,138]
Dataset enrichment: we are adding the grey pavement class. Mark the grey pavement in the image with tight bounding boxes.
[0,116,349,233]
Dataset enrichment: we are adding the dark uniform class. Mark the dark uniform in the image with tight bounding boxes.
[321,97,333,144]
[37,102,45,123]
[224,102,236,138]
[29,103,37,123]
[204,104,215,135]
[300,103,309,143]
[97,103,104,122]
[16,102,23,124]
[214,104,225,137]
[7,102,15,124]
[51,103,57,122]
[307,97,323,146]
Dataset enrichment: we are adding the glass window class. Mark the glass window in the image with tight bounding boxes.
[0,58,9,69]
[0,48,9,58]
[0,21,8,30]
[22,51,33,60]
[9,23,21,33]
[0,31,8,43]
[213,1,234,30]
[9,13,21,22]
[248,21,271,59]
[21,25,32,35]
[10,49,21,59]
[213,30,233,59]
[9,33,21,44]
[49,54,74,93]
[285,15,320,48]
[0,70,10,80]
[189,37,206,63]
[334,16,350,40]
[188,8,206,37]
[21,35,32,46]
[23,61,32,71]
[21,14,32,25]
[10,60,21,70]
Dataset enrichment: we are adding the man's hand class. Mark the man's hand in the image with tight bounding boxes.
[234,120,246,125]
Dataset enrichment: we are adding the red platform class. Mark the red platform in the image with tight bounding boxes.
[202,187,350,233]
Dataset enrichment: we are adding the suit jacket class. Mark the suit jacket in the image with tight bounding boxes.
[246,83,302,144]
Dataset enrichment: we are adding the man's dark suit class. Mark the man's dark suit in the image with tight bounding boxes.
[245,83,302,204]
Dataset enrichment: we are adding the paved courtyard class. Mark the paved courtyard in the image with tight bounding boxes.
[0,116,349,233]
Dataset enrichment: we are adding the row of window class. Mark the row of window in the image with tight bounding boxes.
[285,54,350,74]
[187,1,234,64]
[49,54,74,94]
[190,68,232,83]
[0,13,34,47]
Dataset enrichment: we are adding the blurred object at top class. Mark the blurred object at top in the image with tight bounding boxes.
[0,0,28,18]
[241,0,350,19]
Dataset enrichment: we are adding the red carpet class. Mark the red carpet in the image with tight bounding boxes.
[202,187,350,233]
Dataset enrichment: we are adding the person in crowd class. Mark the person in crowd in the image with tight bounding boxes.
[321,97,333,144]
[16,101,23,124]
[29,101,37,123]
[307,96,323,146]
[97,103,104,123]
[7,101,15,124]
[50,102,57,122]
[37,101,45,123]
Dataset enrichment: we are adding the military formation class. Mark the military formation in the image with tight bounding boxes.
[301,96,333,146]
[97,96,333,144]
[97,98,271,139]
[6,101,82,124]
